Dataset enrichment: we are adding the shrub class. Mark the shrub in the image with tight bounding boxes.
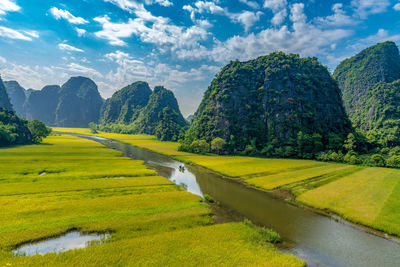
[88,122,98,134]
[190,140,210,154]
[243,219,280,244]
[211,137,226,154]
[369,154,386,167]
[243,145,256,155]
[28,119,51,143]
[387,156,400,168]
[203,194,215,203]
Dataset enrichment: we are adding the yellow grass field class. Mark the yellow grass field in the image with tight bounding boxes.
[53,128,400,237]
[0,134,303,266]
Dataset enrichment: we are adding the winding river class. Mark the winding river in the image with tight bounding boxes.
[72,134,400,267]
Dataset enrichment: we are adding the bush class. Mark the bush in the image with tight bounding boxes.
[243,219,280,244]
[28,120,51,143]
[387,156,400,168]
[203,194,215,203]
[243,145,256,155]
[369,154,386,167]
[190,140,210,154]
[211,137,226,154]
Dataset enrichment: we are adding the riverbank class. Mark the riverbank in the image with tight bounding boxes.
[53,128,400,238]
[0,134,303,266]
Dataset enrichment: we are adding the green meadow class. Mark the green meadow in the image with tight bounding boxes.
[0,134,303,266]
[54,128,400,237]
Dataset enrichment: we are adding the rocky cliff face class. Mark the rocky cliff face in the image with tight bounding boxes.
[56,77,103,127]
[4,81,26,116]
[0,76,13,111]
[334,41,400,146]
[186,52,352,153]
[24,85,60,124]
[23,77,103,127]
[102,81,152,124]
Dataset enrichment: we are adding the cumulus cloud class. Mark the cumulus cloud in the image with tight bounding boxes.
[0,26,36,41]
[316,3,357,27]
[75,27,86,37]
[105,0,172,12]
[94,11,208,50]
[0,0,20,15]
[64,63,103,78]
[49,7,88,24]
[351,0,390,18]
[348,29,400,51]
[263,0,287,12]
[184,1,262,30]
[394,3,400,11]
[58,43,84,52]
[177,3,352,63]
[263,0,288,25]
[239,0,259,9]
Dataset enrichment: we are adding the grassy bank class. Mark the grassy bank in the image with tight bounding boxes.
[0,134,303,266]
[53,128,400,237]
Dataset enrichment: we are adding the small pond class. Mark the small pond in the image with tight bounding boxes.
[13,232,110,256]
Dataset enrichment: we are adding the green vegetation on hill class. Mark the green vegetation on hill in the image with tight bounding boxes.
[0,134,303,266]
[0,109,32,146]
[3,81,26,117]
[184,52,352,158]
[99,85,187,141]
[0,76,13,111]
[333,41,400,148]
[102,81,152,124]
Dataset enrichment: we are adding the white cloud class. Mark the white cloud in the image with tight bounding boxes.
[316,3,357,27]
[239,0,259,9]
[0,0,20,15]
[348,29,400,51]
[64,63,103,78]
[94,11,209,50]
[49,7,88,24]
[271,8,287,25]
[0,26,35,41]
[75,27,86,37]
[177,3,353,64]
[394,3,400,11]
[58,43,84,52]
[0,55,6,64]
[263,0,287,12]
[23,30,39,38]
[105,0,172,12]
[263,0,287,25]
[231,11,263,32]
[184,1,262,30]
[351,0,390,18]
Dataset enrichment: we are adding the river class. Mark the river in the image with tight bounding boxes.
[72,134,400,267]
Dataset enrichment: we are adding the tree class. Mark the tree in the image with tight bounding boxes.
[387,156,400,168]
[88,122,98,134]
[211,137,226,154]
[28,119,51,143]
[343,133,356,152]
[190,140,210,153]
[369,154,386,167]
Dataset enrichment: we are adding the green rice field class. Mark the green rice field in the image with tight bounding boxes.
[0,134,303,266]
[54,128,400,237]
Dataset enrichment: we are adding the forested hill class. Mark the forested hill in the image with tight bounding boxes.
[333,41,400,147]
[185,52,352,157]
[0,76,13,111]
[102,81,152,124]
[4,81,25,116]
[21,77,104,127]
[99,84,187,141]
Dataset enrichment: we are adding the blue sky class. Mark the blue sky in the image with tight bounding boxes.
[0,0,400,116]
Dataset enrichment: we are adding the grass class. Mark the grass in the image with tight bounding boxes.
[53,128,400,237]
[0,134,304,266]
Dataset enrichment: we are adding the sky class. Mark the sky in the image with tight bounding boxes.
[0,0,400,116]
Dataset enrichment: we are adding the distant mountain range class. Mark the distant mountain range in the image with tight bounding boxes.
[3,41,400,147]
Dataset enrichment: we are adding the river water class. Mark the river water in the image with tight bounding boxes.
[74,134,400,267]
